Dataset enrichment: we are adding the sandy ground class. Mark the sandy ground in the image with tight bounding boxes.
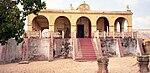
[0,56,141,73]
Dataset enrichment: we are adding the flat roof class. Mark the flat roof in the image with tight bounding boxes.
[40,9,133,15]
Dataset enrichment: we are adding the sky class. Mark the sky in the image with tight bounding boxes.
[32,0,150,29]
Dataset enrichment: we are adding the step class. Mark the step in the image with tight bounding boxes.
[80,47,94,49]
[82,55,96,57]
[80,48,94,50]
[82,55,96,58]
[81,51,95,53]
[76,57,97,60]
[82,52,95,54]
[80,53,96,55]
[80,44,93,46]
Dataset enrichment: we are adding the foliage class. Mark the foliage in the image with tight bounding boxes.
[0,0,46,45]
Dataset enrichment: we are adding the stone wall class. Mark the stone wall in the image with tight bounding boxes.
[28,38,49,61]
[100,38,138,57]
[101,38,116,57]
[0,38,50,63]
[53,38,72,58]
[0,39,23,63]
[122,38,137,56]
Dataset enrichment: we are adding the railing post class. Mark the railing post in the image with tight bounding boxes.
[62,31,64,39]
[97,30,99,39]
[113,32,115,39]
[74,30,76,38]
[132,32,133,38]
[40,31,42,38]
[107,31,108,37]
[122,32,124,38]
[93,31,95,38]
[104,31,106,39]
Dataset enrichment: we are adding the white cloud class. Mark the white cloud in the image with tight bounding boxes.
[133,16,150,29]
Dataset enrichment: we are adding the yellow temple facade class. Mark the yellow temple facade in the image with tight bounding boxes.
[27,2,133,38]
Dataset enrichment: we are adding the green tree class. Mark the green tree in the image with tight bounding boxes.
[0,0,46,45]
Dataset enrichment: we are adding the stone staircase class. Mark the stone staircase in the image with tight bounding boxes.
[75,38,97,60]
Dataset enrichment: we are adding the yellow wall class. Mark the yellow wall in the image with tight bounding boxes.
[27,10,133,36]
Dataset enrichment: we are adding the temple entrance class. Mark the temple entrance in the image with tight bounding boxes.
[77,25,84,38]
[76,17,91,38]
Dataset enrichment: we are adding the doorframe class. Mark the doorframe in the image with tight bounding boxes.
[77,24,84,38]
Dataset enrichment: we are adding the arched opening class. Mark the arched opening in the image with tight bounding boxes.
[32,15,49,32]
[96,17,109,32]
[114,17,128,32]
[76,17,91,38]
[54,16,71,38]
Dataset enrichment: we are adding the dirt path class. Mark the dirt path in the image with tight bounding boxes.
[0,57,140,73]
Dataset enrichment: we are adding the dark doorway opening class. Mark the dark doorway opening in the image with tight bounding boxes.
[77,25,84,38]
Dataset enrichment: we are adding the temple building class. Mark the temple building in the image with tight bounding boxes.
[0,2,147,63]
[26,1,137,61]
[27,1,133,38]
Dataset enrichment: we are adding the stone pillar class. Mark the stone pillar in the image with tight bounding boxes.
[49,31,54,61]
[23,37,29,61]
[49,24,54,32]
[71,25,76,38]
[127,16,132,32]
[137,56,149,73]
[49,23,54,61]
[97,56,109,73]
[27,25,32,31]
[132,32,134,38]
[128,26,132,32]
[71,24,76,60]
[91,25,97,38]
[27,14,36,32]
[109,26,114,32]
[1,45,6,64]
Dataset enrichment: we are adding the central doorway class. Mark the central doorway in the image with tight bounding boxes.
[76,17,91,38]
[77,25,84,38]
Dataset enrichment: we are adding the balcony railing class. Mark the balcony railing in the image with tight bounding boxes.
[27,31,41,38]
[27,31,64,38]
[94,31,137,39]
